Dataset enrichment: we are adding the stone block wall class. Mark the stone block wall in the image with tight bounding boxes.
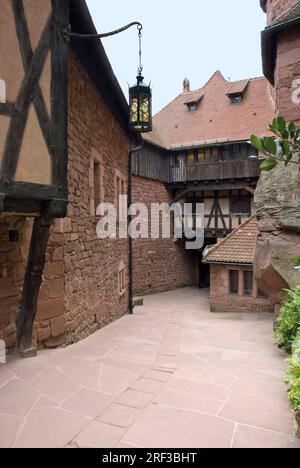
[0,52,130,351]
[132,175,197,296]
[264,0,298,24]
[210,264,274,314]
[275,26,300,124]
[254,0,300,304]
[0,217,65,350]
[0,217,30,349]
[63,53,130,346]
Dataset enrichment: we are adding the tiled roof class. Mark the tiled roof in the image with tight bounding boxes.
[184,90,205,105]
[144,71,275,150]
[203,216,259,265]
[226,79,249,96]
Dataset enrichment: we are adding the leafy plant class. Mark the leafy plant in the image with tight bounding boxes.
[251,117,300,171]
[292,256,300,270]
[286,331,300,411]
[275,286,300,353]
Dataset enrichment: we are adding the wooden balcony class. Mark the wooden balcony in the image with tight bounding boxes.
[132,143,261,186]
[185,159,261,182]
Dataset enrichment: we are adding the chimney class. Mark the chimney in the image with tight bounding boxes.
[183,78,190,92]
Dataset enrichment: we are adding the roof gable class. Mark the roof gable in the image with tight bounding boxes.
[203,216,259,265]
[144,72,274,149]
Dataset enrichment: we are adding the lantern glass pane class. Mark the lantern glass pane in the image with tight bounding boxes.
[141,97,149,123]
[130,97,138,123]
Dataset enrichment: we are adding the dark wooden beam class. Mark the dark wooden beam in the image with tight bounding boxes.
[245,185,255,195]
[51,0,69,191]
[0,180,61,199]
[167,180,258,192]
[16,216,53,356]
[169,188,190,206]
[0,102,16,117]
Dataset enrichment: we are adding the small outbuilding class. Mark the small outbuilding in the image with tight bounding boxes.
[203,216,275,314]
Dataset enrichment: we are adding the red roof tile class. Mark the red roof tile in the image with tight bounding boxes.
[184,90,205,105]
[226,79,249,96]
[145,71,275,149]
[203,216,259,265]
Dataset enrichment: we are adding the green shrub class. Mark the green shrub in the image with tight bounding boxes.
[286,332,300,411]
[275,286,300,353]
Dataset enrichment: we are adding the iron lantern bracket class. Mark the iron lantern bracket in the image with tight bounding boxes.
[62,22,143,41]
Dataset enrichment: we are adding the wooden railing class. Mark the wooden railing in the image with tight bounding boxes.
[132,144,261,184]
[179,160,261,183]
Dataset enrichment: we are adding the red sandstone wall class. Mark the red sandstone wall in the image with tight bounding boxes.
[132,176,196,296]
[210,264,274,313]
[0,217,29,348]
[262,1,300,124]
[0,218,65,349]
[275,26,300,124]
[64,53,130,345]
[0,53,130,350]
[265,0,298,24]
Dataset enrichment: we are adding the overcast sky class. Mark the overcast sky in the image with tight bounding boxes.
[86,0,267,114]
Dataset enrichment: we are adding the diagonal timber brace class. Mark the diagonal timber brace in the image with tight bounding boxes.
[16,216,53,357]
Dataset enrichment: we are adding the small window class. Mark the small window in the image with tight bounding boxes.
[211,147,219,162]
[229,94,242,105]
[187,151,195,164]
[115,170,127,221]
[204,148,211,161]
[187,103,197,112]
[94,161,101,209]
[229,270,239,295]
[197,149,205,162]
[90,150,104,216]
[221,145,230,161]
[118,261,126,296]
[244,271,253,297]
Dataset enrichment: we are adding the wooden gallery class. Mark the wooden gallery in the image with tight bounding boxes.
[0,0,278,357]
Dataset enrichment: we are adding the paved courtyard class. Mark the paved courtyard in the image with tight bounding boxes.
[0,288,299,448]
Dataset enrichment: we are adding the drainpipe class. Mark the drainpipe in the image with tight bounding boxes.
[128,137,143,314]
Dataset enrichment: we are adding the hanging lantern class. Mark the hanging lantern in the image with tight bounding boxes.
[129,25,152,133]
[129,74,152,133]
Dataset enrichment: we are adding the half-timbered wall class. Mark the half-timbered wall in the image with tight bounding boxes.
[201,190,255,236]
[0,48,131,350]
[0,0,68,216]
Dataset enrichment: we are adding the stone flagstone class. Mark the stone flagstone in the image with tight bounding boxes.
[0,288,299,448]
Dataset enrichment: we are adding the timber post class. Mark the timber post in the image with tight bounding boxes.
[16,216,53,357]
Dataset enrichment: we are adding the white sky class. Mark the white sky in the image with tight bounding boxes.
[86,0,267,114]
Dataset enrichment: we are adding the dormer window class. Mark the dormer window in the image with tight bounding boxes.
[226,79,249,105]
[184,92,204,113]
[229,94,242,105]
[187,103,197,112]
